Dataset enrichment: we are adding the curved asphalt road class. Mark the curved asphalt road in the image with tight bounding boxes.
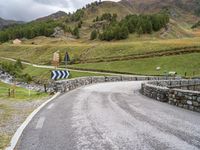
[16,81,200,150]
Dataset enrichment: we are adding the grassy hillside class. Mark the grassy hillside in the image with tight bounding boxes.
[0,0,200,78]
[0,37,200,64]
[0,36,200,77]
[71,53,200,77]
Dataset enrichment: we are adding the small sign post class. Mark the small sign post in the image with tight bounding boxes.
[52,51,60,69]
[51,51,70,80]
[64,52,70,69]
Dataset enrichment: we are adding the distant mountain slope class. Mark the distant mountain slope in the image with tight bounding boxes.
[0,0,200,42]
[120,0,200,15]
[35,11,67,22]
[0,17,24,29]
[83,1,133,21]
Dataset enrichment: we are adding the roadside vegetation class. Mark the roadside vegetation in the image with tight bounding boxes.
[0,82,48,100]
[0,59,32,83]
[0,82,49,150]
[0,59,109,84]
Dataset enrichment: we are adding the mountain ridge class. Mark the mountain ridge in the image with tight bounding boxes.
[0,0,200,42]
[0,17,24,29]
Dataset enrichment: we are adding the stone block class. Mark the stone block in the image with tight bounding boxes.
[193,101,199,107]
[189,105,194,110]
[197,97,200,102]
[187,100,192,105]
[183,105,189,109]
[178,103,183,108]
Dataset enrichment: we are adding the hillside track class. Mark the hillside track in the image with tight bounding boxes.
[78,46,200,64]
[0,57,135,76]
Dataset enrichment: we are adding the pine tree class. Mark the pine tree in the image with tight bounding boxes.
[73,27,80,39]
[90,30,97,40]
[137,26,143,37]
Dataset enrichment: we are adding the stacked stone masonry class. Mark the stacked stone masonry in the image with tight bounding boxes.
[141,79,200,113]
[53,76,175,93]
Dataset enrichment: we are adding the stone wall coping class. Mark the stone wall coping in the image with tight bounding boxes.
[144,83,169,90]
[172,88,200,94]
[146,79,200,88]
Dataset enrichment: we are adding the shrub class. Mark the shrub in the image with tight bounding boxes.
[90,30,98,40]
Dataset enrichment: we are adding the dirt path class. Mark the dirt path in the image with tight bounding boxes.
[0,57,129,76]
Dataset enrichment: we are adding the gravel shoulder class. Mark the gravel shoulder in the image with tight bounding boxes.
[0,96,51,150]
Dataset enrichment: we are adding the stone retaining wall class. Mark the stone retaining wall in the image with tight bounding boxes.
[141,83,169,102]
[141,79,200,113]
[168,89,200,112]
[53,76,175,93]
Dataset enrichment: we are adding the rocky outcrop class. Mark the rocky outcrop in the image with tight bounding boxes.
[0,70,14,83]
[52,27,65,38]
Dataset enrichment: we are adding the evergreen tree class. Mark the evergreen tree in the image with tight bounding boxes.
[78,21,82,28]
[15,59,23,69]
[96,16,99,22]
[90,30,97,40]
[72,27,80,39]
[137,26,143,36]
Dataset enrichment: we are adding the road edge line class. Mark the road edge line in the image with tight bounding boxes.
[5,92,61,150]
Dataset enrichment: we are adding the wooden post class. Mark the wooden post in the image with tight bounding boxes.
[12,82,16,98]
[193,71,195,77]
[8,88,11,97]
[11,89,15,98]
[44,84,47,93]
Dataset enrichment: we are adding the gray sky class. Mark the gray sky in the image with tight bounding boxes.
[0,0,120,21]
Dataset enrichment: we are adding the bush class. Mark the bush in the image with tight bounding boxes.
[70,9,84,22]
[68,54,80,64]
[72,27,80,39]
[21,73,32,83]
[0,61,32,83]
[90,30,97,40]
[78,21,82,28]
[191,21,200,29]
[15,59,23,69]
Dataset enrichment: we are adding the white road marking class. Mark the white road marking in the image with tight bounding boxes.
[47,103,55,110]
[36,117,46,129]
